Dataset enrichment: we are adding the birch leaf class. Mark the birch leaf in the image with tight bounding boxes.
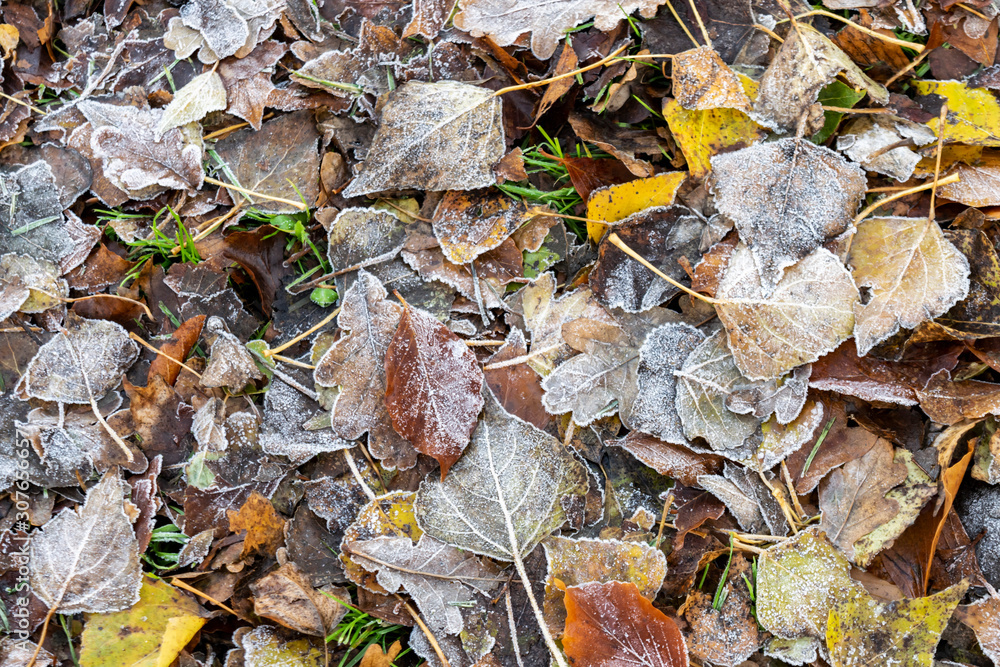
[716,245,859,381]
[29,471,142,614]
[848,217,971,356]
[342,82,505,197]
[710,138,866,291]
[157,69,227,138]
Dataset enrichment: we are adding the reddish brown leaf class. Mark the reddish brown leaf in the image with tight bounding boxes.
[147,315,206,386]
[227,491,286,558]
[916,369,1000,425]
[483,328,549,429]
[610,432,723,487]
[384,303,484,477]
[563,581,688,667]
[65,244,135,292]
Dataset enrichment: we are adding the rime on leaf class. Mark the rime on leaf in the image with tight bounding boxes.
[384,303,484,477]
[340,491,423,594]
[826,581,968,667]
[238,625,326,667]
[672,46,752,112]
[683,556,760,667]
[164,0,283,63]
[200,316,263,391]
[314,271,414,470]
[251,563,348,636]
[0,253,67,315]
[29,471,142,614]
[228,490,285,558]
[710,138,866,291]
[848,217,971,356]
[326,207,407,274]
[836,115,935,182]
[415,386,588,563]
[934,228,1000,338]
[716,245,859,381]
[17,313,139,405]
[157,69,227,138]
[483,328,549,429]
[0,161,74,265]
[611,431,723,486]
[341,82,505,197]
[955,596,1000,665]
[432,189,536,264]
[562,581,688,667]
[584,172,687,243]
[260,376,352,463]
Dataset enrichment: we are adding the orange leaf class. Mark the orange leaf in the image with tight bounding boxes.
[148,315,206,386]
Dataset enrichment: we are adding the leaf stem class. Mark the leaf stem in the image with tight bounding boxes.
[512,551,569,667]
[398,596,451,667]
[265,306,341,357]
[129,332,203,379]
[782,9,925,52]
[491,44,629,97]
[851,173,960,226]
[607,233,720,305]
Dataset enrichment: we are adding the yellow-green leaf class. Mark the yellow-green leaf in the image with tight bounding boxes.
[584,171,686,242]
[911,80,1000,146]
[80,576,209,667]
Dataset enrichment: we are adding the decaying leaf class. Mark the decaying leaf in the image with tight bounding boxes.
[911,80,1000,147]
[956,596,1000,665]
[915,369,1000,425]
[0,253,66,315]
[30,471,142,614]
[683,556,759,667]
[384,302,484,477]
[238,625,326,667]
[251,563,348,636]
[227,490,285,558]
[710,138,866,290]
[157,69,227,138]
[848,217,971,356]
[326,206,407,274]
[342,82,504,197]
[260,375,352,463]
[672,46,751,113]
[164,0,283,63]
[837,115,936,182]
[433,189,539,264]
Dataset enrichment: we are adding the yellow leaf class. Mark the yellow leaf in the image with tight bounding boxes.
[0,24,18,59]
[585,171,687,242]
[80,576,209,667]
[911,80,1000,146]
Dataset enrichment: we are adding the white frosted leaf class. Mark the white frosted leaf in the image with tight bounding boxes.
[342,82,505,197]
[166,0,283,63]
[716,245,859,381]
[17,313,139,405]
[836,115,935,182]
[260,376,352,463]
[0,161,73,264]
[415,387,589,562]
[710,138,866,291]
[326,207,406,273]
[848,216,971,356]
[157,69,227,138]
[0,252,66,314]
[201,317,264,391]
[29,471,142,614]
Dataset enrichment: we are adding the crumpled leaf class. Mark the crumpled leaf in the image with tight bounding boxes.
[453,0,668,60]
[542,536,666,635]
[213,110,319,214]
[30,471,142,614]
[717,245,859,381]
[710,138,866,291]
[699,463,789,536]
[562,581,688,667]
[672,45,751,112]
[753,24,889,133]
[836,115,936,182]
[345,534,503,635]
[251,563,348,637]
[415,386,588,563]
[342,82,504,197]
[17,313,138,405]
[260,375,352,463]
[674,330,761,460]
[79,576,209,667]
[384,302,484,477]
[200,316,263,391]
[314,271,415,470]
[625,321,705,445]
[749,399,824,472]
[756,528,867,640]
[826,581,968,667]
[848,217,971,356]
[164,0,284,63]
[819,438,908,562]
[683,556,759,667]
[930,228,1000,339]
[157,69,227,138]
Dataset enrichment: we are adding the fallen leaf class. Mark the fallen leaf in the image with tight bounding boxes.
[147,315,205,385]
[251,563,348,636]
[227,490,285,558]
[610,431,722,486]
[672,46,751,112]
[916,368,1000,425]
[710,138,866,291]
[200,316,263,391]
[432,189,537,264]
[238,625,326,667]
[663,94,766,180]
[342,82,504,197]
[260,375,352,463]
[157,69,227,138]
[912,80,1000,146]
[403,0,450,39]
[933,228,1000,338]
[848,216,971,356]
[955,596,1000,666]
[164,0,283,63]
[699,463,789,535]
[384,302,484,477]
[562,581,688,667]
[836,115,936,182]
[584,172,686,243]
[568,112,668,177]
[340,491,424,594]
[483,327,549,430]
[326,207,407,274]
[683,556,760,667]
[0,253,66,315]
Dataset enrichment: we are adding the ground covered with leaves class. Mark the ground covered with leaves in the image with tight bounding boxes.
[3,0,1000,665]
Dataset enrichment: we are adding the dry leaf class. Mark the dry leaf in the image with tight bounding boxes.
[683,556,759,667]
[610,431,722,486]
[228,490,285,558]
[432,189,535,265]
[915,369,1000,425]
[251,563,348,636]
[201,316,263,391]
[157,69,227,138]
[672,46,752,112]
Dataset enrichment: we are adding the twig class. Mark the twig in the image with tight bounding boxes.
[664,0,699,48]
[928,104,949,222]
[687,0,712,47]
[26,606,57,667]
[398,597,451,667]
[343,448,377,501]
[203,176,308,211]
[956,2,990,20]
[271,354,315,369]
[129,332,203,378]
[0,90,48,116]
[491,44,630,97]
[203,115,274,140]
[465,339,504,346]
[265,306,341,357]
[608,233,720,305]
[482,343,561,370]
[655,492,674,550]
[885,48,931,88]
[783,9,925,51]
[781,461,806,522]
[852,174,960,225]
[753,23,784,43]
[169,577,238,615]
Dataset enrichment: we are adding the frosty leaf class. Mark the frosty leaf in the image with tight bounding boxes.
[589,206,704,312]
[415,386,589,563]
[710,138,866,290]
[292,21,406,100]
[79,576,209,667]
[214,111,320,214]
[848,217,971,356]
[753,24,889,133]
[79,101,205,199]
[684,556,760,667]
[819,438,908,563]
[836,115,936,182]
[0,161,73,265]
[340,491,424,594]
[17,313,138,404]
[542,536,666,635]
[341,82,505,197]
[201,317,264,391]
[610,431,722,486]
[454,0,668,60]
[939,156,1000,207]
[345,534,503,635]
[165,0,283,63]
[699,463,789,536]
[674,330,761,459]
[624,321,705,445]
[314,271,413,470]
[932,228,1000,339]
[0,253,66,314]
[260,375,352,463]
[483,327,549,429]
[672,46,751,112]
[826,581,968,667]
[326,207,407,274]
[956,596,1000,665]
[250,563,348,636]
[432,189,539,265]
[228,490,286,558]
[716,245,859,381]
[404,0,451,38]
[157,69,227,138]
[562,581,688,667]
[915,369,1000,425]
[750,400,824,472]
[384,303,484,477]
[756,528,866,640]
[29,471,142,614]
[239,625,326,667]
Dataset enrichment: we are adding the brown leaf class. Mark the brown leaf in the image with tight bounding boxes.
[672,46,751,112]
[483,327,550,429]
[955,596,1000,665]
[227,491,286,558]
[251,563,349,636]
[123,374,193,465]
[432,189,533,264]
[568,112,669,177]
[787,397,881,494]
[360,640,403,667]
[563,581,688,667]
[384,303,484,477]
[533,43,578,124]
[610,431,723,487]
[148,315,206,386]
[65,244,134,293]
[683,557,759,667]
[917,369,1000,425]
